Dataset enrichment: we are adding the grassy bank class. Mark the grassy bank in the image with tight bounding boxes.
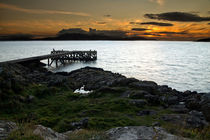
[1,83,210,140]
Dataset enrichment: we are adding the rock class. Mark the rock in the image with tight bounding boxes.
[70,118,89,130]
[167,96,179,105]
[121,90,132,98]
[129,99,147,107]
[144,94,160,105]
[112,78,139,87]
[96,86,124,93]
[186,97,201,110]
[33,125,68,140]
[0,66,3,74]
[106,126,190,140]
[47,75,68,87]
[136,110,157,116]
[129,90,149,99]
[158,85,172,93]
[68,67,126,90]
[186,110,209,128]
[129,81,158,93]
[161,111,209,129]
[161,114,187,126]
[27,95,35,103]
[152,122,161,126]
[200,94,210,121]
[170,105,189,113]
[0,120,17,140]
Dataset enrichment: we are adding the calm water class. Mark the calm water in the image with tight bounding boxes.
[0,41,210,93]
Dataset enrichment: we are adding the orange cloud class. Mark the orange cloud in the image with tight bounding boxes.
[0,3,90,16]
[149,0,164,5]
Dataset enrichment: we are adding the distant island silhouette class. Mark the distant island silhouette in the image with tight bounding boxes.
[0,28,155,41]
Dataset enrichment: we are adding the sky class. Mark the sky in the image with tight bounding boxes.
[0,0,210,40]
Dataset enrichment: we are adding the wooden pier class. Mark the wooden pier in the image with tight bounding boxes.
[0,50,97,67]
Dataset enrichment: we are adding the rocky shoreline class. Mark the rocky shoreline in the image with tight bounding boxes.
[0,62,210,140]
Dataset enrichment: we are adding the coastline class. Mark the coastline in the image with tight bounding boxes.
[0,62,209,139]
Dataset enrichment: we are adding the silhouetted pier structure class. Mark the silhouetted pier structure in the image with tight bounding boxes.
[0,50,97,67]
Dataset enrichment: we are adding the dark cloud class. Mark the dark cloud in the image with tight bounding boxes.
[129,22,141,25]
[131,28,150,31]
[143,33,153,35]
[96,22,107,24]
[157,31,187,35]
[141,22,173,26]
[104,14,111,17]
[144,12,210,22]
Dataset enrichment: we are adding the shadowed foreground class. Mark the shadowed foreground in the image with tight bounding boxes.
[0,62,209,140]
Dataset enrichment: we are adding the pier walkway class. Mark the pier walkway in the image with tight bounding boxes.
[0,50,97,67]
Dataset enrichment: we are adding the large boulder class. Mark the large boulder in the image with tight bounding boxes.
[33,125,68,140]
[68,67,126,90]
[106,126,190,140]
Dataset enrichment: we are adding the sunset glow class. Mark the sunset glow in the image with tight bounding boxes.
[0,0,210,40]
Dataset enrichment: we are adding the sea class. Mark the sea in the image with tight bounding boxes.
[0,41,209,93]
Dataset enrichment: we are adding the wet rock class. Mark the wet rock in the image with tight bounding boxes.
[136,110,157,116]
[106,126,190,140]
[129,99,147,107]
[0,120,17,140]
[129,81,158,93]
[33,125,68,140]
[129,90,149,99]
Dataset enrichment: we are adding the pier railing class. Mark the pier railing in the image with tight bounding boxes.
[0,50,97,67]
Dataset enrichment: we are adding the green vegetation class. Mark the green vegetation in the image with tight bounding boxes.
[6,123,43,140]
[0,83,209,140]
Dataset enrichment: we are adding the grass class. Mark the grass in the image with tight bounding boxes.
[1,83,209,140]
[6,123,43,140]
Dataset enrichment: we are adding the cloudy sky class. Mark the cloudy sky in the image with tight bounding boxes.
[0,0,210,40]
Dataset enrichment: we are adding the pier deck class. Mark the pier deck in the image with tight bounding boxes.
[0,50,97,67]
